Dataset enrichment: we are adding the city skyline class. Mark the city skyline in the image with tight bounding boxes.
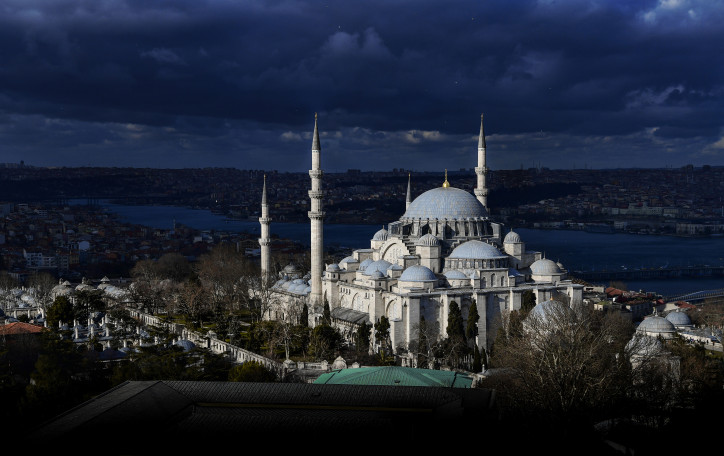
[1,1,723,171]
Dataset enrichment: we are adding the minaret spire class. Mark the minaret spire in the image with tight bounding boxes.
[312,112,321,153]
[259,174,272,284]
[308,113,324,306]
[474,113,488,208]
[405,173,412,210]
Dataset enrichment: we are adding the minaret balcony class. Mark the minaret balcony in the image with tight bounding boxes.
[308,190,324,199]
[258,239,272,246]
[474,188,489,196]
[308,210,326,220]
[475,166,488,174]
[258,217,272,224]
[309,170,324,179]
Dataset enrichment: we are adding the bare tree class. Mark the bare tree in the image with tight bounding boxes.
[484,303,633,428]
[196,244,252,314]
[27,272,57,317]
[242,274,281,323]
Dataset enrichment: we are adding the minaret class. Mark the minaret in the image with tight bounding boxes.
[405,173,412,210]
[308,113,324,305]
[258,174,271,284]
[474,113,488,208]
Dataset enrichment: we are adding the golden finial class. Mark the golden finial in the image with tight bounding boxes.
[442,169,450,188]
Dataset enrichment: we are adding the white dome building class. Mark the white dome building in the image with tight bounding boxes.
[263,114,583,353]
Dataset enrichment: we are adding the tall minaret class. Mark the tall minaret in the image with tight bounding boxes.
[259,174,271,284]
[308,113,324,305]
[474,113,488,208]
[405,173,412,210]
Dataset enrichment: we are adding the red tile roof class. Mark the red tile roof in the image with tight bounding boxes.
[0,321,46,335]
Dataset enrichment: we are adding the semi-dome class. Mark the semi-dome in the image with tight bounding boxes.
[637,315,676,337]
[504,230,521,244]
[402,187,488,221]
[399,265,437,282]
[364,259,392,276]
[530,258,562,275]
[372,228,389,241]
[416,233,440,246]
[449,240,505,259]
[665,310,692,327]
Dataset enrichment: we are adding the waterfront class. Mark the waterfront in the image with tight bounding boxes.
[96,201,724,297]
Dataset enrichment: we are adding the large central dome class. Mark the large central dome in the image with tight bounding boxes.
[402,186,488,221]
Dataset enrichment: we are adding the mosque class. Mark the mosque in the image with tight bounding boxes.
[262,114,583,355]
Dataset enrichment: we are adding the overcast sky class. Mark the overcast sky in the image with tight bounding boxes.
[1,0,723,172]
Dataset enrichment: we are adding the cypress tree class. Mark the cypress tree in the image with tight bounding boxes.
[322,299,331,326]
[466,300,479,342]
[300,303,309,327]
[447,301,465,343]
[473,345,482,373]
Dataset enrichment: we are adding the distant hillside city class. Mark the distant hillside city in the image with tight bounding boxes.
[1,163,723,283]
[2,163,723,235]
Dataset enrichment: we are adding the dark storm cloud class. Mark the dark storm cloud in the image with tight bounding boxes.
[0,0,723,170]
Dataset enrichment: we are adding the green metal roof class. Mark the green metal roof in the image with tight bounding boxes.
[314,366,473,388]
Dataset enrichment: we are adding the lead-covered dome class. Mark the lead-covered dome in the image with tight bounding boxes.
[372,228,389,241]
[637,315,676,338]
[416,233,440,246]
[399,265,437,282]
[444,270,468,279]
[504,230,521,244]
[364,259,392,276]
[665,310,692,327]
[402,187,488,221]
[530,259,562,275]
[449,240,505,259]
[527,299,571,324]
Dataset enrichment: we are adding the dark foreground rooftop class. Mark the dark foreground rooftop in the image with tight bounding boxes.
[31,380,497,452]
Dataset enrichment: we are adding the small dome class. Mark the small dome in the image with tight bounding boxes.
[665,310,692,327]
[372,228,389,241]
[530,259,562,275]
[283,263,299,274]
[626,333,665,358]
[399,265,437,282]
[326,263,341,272]
[364,259,392,276]
[339,256,358,264]
[175,339,196,352]
[528,299,570,324]
[444,270,468,279]
[358,258,373,271]
[387,264,403,271]
[402,186,488,220]
[504,230,521,244]
[449,240,505,259]
[415,234,440,246]
[637,315,676,336]
[370,270,384,279]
